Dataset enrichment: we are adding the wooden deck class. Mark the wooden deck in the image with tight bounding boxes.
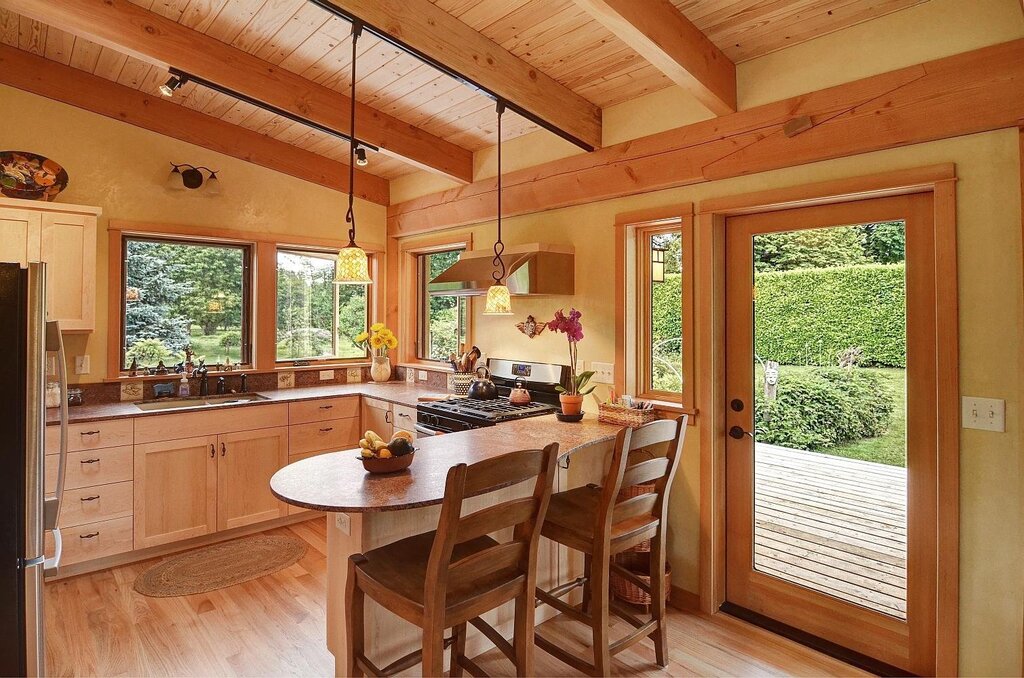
[755,444,907,619]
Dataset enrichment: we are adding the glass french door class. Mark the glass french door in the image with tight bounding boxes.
[724,193,937,675]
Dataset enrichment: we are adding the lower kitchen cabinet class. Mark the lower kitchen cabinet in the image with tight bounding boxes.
[361,397,393,439]
[134,435,219,549]
[217,427,288,531]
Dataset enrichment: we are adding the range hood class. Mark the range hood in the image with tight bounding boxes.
[429,243,574,297]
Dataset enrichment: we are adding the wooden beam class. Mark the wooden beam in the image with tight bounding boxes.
[0,44,389,206]
[573,0,735,115]
[388,39,1024,236]
[319,0,602,150]
[3,0,473,183]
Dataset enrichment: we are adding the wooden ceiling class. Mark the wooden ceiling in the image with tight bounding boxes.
[0,0,928,187]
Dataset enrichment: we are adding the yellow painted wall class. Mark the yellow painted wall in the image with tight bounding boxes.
[0,84,386,383]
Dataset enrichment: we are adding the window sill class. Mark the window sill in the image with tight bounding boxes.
[636,396,698,423]
[274,361,370,372]
[398,361,455,373]
[106,367,255,383]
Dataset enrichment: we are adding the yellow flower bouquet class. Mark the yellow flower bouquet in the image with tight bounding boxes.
[354,322,398,357]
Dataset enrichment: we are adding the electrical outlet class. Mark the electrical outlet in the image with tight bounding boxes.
[319,370,334,381]
[334,513,351,535]
[74,355,90,375]
[962,396,1005,432]
[417,370,428,381]
[347,367,362,383]
[277,372,295,389]
[590,361,614,384]
[406,369,415,384]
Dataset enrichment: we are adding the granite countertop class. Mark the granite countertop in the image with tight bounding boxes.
[47,381,450,424]
[269,414,623,513]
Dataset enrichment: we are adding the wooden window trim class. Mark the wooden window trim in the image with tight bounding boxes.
[693,164,959,676]
[391,232,474,368]
[614,204,696,416]
[106,220,384,380]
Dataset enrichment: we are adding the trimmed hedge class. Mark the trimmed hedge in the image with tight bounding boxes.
[754,263,905,367]
[755,368,895,452]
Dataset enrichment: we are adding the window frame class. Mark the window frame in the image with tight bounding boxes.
[415,247,469,363]
[273,245,372,366]
[117,232,255,374]
[615,206,695,414]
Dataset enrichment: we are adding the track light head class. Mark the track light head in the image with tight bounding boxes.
[354,146,368,167]
[159,73,187,97]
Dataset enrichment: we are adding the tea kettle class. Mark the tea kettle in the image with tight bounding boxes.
[467,366,498,400]
[509,378,531,405]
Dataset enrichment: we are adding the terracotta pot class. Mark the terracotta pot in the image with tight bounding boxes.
[559,394,584,416]
[370,356,391,383]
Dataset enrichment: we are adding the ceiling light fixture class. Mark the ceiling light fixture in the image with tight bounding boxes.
[334,21,372,286]
[484,100,513,316]
[354,146,368,167]
[159,73,187,97]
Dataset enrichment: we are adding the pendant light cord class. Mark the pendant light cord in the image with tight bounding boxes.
[346,22,362,245]
[492,100,507,284]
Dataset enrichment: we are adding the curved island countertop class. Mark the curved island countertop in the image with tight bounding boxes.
[270,414,622,513]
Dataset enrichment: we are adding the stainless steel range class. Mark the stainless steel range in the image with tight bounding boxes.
[416,359,568,434]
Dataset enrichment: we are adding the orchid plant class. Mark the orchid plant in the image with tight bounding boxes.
[548,308,596,397]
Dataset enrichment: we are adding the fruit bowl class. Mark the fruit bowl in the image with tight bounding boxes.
[360,450,415,474]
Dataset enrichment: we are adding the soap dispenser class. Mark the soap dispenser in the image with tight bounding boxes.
[178,373,191,398]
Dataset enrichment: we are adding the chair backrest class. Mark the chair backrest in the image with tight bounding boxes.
[425,443,559,606]
[596,415,688,548]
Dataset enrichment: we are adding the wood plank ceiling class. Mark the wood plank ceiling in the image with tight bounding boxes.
[0,0,928,185]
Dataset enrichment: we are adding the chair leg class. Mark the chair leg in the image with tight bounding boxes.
[450,623,467,677]
[345,557,365,678]
[590,554,612,677]
[422,624,446,677]
[581,553,592,614]
[649,537,668,668]
[514,591,534,677]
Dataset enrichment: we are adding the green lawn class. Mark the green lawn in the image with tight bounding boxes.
[188,326,241,365]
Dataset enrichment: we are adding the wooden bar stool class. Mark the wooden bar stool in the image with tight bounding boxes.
[345,444,559,677]
[535,416,687,676]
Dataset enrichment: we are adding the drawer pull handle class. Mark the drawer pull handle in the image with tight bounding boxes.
[80,430,100,436]
[319,427,334,433]
[221,443,227,457]
[79,532,99,539]
[398,412,412,419]
[210,444,215,458]
[319,405,333,410]
[80,458,100,464]
[80,495,100,502]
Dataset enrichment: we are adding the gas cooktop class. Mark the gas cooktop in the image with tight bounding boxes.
[422,397,556,423]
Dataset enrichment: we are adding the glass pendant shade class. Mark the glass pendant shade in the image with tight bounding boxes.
[483,283,513,315]
[334,244,371,285]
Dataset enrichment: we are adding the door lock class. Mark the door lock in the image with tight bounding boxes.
[730,399,745,412]
[729,426,754,440]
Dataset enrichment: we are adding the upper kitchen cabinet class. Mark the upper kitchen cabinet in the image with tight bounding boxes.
[0,197,99,332]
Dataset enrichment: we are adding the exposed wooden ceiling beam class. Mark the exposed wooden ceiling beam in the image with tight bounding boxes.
[2,0,473,183]
[0,44,390,206]
[388,39,1024,235]
[572,0,736,115]
[316,0,603,150]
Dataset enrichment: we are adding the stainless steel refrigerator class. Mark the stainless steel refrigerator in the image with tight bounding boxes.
[0,262,69,676]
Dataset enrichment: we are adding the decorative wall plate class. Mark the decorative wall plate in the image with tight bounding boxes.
[0,151,69,201]
[516,315,547,339]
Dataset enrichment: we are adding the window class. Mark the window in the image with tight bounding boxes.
[121,236,252,371]
[644,228,683,394]
[417,249,468,361]
[276,248,369,362]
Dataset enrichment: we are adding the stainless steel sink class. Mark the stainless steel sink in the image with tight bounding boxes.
[135,393,270,412]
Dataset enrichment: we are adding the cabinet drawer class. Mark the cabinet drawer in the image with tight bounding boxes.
[46,445,133,492]
[48,419,133,453]
[393,405,417,435]
[46,516,133,566]
[134,403,288,443]
[58,481,133,528]
[289,418,361,455]
[289,397,360,425]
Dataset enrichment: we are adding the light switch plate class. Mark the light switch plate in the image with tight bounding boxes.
[590,361,614,384]
[319,370,335,381]
[347,367,362,383]
[417,370,428,382]
[961,396,1005,432]
[277,372,295,389]
[74,355,90,375]
[120,382,143,402]
[335,513,351,535]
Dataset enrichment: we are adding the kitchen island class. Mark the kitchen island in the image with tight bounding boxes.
[271,414,622,677]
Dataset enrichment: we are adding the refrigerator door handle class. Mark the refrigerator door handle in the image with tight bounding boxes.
[43,528,62,572]
[44,320,68,532]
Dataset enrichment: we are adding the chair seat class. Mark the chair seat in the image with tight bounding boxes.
[541,485,659,555]
[354,530,523,627]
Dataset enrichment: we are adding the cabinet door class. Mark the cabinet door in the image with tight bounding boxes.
[217,427,288,531]
[361,397,392,440]
[0,208,40,265]
[134,435,218,549]
[40,212,95,331]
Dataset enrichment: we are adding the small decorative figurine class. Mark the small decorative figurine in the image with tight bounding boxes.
[184,345,195,374]
[128,357,138,376]
[155,360,168,375]
[516,315,547,339]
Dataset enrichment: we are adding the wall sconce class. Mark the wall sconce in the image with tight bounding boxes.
[651,246,666,283]
[166,163,221,194]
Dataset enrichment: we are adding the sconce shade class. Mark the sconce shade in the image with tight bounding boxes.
[205,172,221,195]
[483,284,513,316]
[334,244,371,285]
[166,167,185,190]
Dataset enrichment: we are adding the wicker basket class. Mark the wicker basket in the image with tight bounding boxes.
[611,550,671,608]
[447,371,473,395]
[598,402,660,428]
[617,482,656,552]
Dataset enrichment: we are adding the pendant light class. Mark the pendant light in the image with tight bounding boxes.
[334,21,372,285]
[484,100,513,315]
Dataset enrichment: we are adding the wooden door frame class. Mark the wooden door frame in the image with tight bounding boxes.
[694,164,960,675]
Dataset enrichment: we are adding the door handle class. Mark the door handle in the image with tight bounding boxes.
[221,442,226,457]
[210,444,216,458]
[729,426,754,440]
[384,410,393,424]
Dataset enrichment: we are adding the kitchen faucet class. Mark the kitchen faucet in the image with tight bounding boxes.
[198,368,209,396]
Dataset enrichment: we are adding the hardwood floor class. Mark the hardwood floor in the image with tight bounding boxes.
[44,517,865,677]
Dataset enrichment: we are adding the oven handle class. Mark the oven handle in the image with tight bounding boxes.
[414,423,447,436]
